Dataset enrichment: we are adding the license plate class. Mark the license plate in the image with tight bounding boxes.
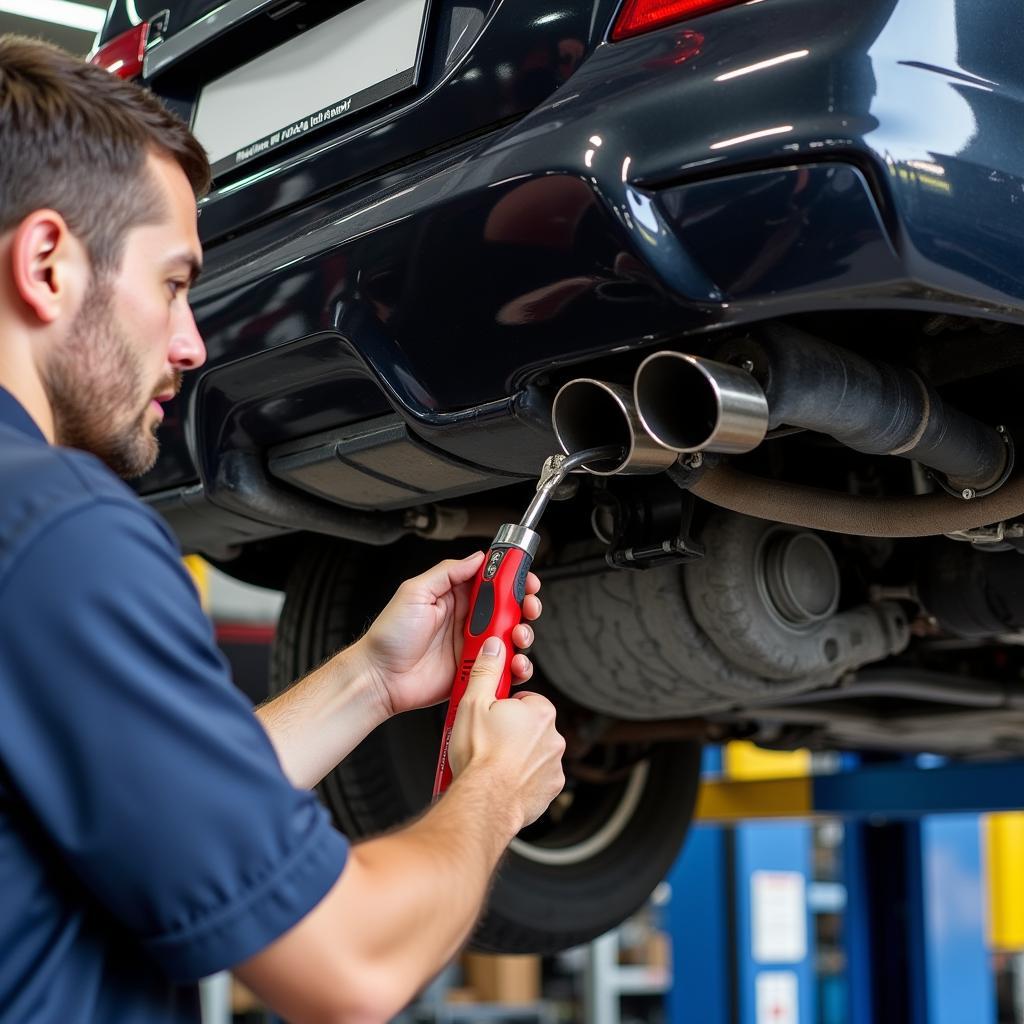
[193,0,429,176]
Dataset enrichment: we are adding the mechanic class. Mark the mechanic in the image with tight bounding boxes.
[0,35,566,1024]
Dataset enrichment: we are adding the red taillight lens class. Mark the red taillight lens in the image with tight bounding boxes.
[611,0,746,41]
[88,23,149,80]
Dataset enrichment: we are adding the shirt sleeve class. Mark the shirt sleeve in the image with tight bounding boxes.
[0,498,349,981]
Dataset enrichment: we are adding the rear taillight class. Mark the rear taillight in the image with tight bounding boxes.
[611,0,747,41]
[88,22,149,80]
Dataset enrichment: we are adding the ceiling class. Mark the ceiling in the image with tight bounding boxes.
[0,2,108,58]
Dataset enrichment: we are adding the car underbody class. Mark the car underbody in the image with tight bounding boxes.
[216,310,1024,763]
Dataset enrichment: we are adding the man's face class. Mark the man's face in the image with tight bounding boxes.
[40,153,206,478]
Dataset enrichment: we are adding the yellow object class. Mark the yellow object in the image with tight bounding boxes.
[696,776,814,824]
[725,740,811,781]
[693,742,813,823]
[986,812,1024,951]
[183,555,210,613]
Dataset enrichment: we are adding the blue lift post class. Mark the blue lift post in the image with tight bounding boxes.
[665,818,733,1024]
[666,753,1011,1024]
[919,815,995,1024]
[666,748,732,1024]
[667,747,814,1024]
[733,823,815,1024]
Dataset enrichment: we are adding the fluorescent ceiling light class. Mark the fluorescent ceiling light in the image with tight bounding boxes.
[0,0,105,33]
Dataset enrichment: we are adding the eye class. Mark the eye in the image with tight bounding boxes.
[167,279,188,300]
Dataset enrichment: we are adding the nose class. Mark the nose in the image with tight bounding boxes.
[168,304,207,371]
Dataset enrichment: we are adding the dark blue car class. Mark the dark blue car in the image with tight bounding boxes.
[93,0,1024,952]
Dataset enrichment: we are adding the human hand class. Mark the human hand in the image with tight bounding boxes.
[356,552,542,719]
[448,636,566,830]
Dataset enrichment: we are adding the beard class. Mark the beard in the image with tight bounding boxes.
[40,281,178,479]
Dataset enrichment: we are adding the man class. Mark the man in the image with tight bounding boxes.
[0,36,566,1023]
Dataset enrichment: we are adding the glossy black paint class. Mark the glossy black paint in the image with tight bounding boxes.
[102,0,226,40]
[128,0,1024,536]
[108,0,617,240]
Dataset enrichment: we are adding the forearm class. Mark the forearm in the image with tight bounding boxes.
[256,641,387,789]
[234,766,521,1023]
[344,766,519,986]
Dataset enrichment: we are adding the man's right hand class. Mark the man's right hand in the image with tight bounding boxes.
[448,635,566,830]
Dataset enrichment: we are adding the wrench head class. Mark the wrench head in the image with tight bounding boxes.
[537,453,569,491]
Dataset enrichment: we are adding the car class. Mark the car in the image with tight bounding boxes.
[92,0,1024,953]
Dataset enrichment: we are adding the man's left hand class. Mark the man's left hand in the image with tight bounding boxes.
[356,552,542,719]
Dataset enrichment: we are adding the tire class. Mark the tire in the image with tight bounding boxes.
[271,536,702,953]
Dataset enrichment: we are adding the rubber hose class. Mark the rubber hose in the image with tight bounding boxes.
[690,465,1024,537]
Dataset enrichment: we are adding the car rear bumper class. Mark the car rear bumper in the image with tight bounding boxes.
[148,0,1024,541]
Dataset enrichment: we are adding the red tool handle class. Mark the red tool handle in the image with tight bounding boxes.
[432,541,533,798]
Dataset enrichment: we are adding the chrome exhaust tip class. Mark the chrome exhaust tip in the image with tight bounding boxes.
[552,378,679,476]
[634,351,769,454]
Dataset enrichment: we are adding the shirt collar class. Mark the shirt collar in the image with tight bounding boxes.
[0,387,47,442]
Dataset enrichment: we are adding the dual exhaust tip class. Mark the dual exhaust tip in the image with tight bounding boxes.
[553,352,769,475]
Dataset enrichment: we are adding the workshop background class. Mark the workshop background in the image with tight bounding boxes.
[9,3,1024,1024]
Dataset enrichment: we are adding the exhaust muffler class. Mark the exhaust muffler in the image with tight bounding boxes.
[552,378,678,475]
[633,351,769,454]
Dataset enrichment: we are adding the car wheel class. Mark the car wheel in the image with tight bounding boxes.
[271,537,702,953]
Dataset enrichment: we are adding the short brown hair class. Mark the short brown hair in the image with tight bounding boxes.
[0,35,211,273]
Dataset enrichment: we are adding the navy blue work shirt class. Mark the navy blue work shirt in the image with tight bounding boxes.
[0,387,349,1022]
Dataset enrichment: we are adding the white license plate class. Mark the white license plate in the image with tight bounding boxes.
[193,0,429,175]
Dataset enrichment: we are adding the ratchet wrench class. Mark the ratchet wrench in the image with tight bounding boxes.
[432,444,622,798]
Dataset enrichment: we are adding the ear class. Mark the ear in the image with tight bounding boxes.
[10,210,88,326]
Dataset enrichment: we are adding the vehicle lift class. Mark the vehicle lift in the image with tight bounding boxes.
[655,747,1024,1024]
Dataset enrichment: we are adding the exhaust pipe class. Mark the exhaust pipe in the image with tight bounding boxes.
[552,378,678,475]
[729,325,1010,492]
[632,327,1011,493]
[633,352,769,454]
